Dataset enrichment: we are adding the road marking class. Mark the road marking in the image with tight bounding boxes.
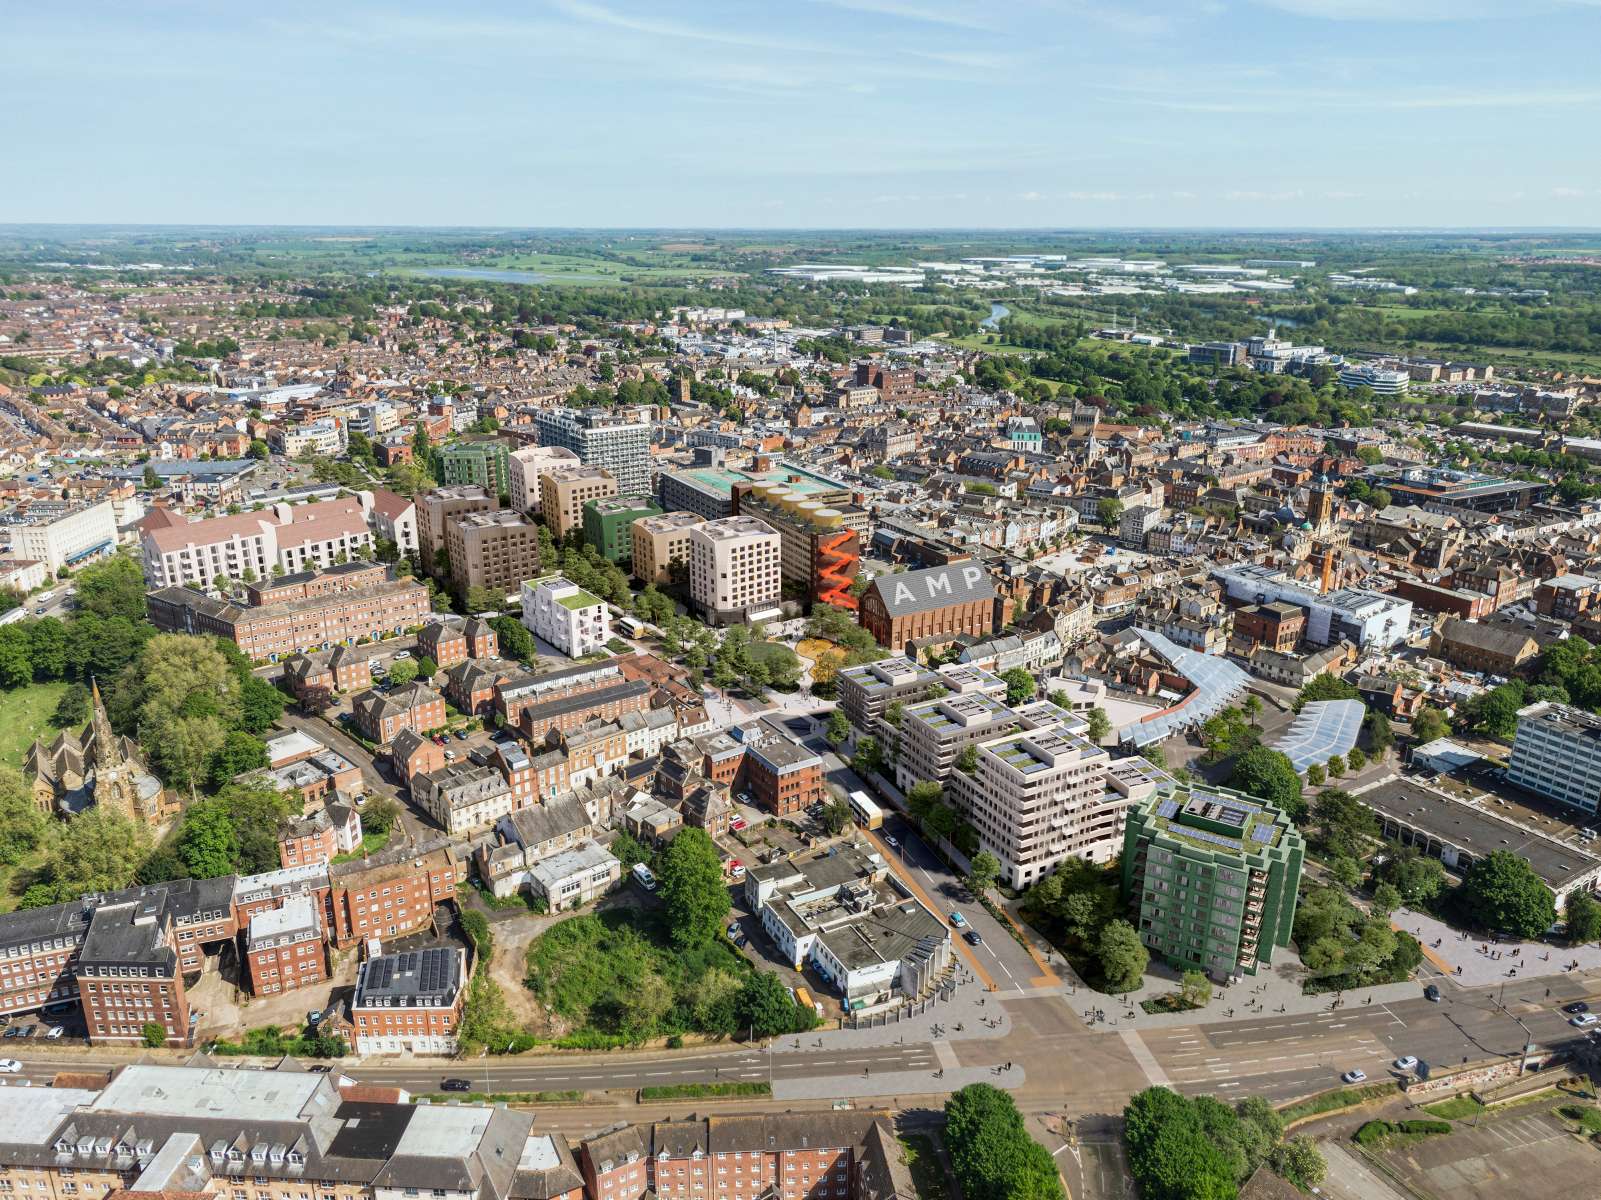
[1120,1030,1171,1086]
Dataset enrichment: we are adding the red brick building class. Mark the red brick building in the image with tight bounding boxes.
[245,895,328,996]
[352,681,447,744]
[518,679,652,743]
[858,563,1002,654]
[351,945,466,1055]
[418,620,468,667]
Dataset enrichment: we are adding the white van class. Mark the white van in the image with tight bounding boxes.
[632,863,657,892]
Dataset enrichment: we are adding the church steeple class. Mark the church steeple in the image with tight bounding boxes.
[89,678,122,769]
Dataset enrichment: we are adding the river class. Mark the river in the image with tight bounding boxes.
[980,302,1010,330]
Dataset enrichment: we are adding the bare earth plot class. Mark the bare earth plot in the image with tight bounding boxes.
[1369,1107,1597,1200]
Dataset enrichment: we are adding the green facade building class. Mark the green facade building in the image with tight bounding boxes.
[440,440,511,497]
[582,495,662,565]
[1121,786,1304,980]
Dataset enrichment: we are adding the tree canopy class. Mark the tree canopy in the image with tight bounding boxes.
[657,827,731,947]
[1458,849,1555,939]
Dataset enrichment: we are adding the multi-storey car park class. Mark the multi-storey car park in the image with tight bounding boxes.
[1121,787,1304,980]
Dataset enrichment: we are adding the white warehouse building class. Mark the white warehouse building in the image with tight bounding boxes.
[1212,564,1413,650]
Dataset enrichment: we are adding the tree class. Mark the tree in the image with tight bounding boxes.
[237,674,286,735]
[40,808,149,900]
[0,768,48,867]
[142,1023,167,1048]
[1000,667,1036,706]
[160,714,228,796]
[1460,849,1555,939]
[967,852,1001,896]
[1372,883,1402,918]
[489,615,535,662]
[1325,754,1346,778]
[1098,919,1149,992]
[851,735,885,778]
[1346,746,1367,771]
[52,681,90,728]
[736,971,800,1038]
[1122,1087,1237,1200]
[945,1084,1065,1200]
[360,795,402,836]
[1294,674,1360,712]
[0,626,32,688]
[1179,969,1212,1009]
[1243,694,1263,728]
[825,709,850,746]
[73,553,148,621]
[416,655,438,679]
[386,659,420,686]
[955,744,979,775]
[1097,497,1125,528]
[1229,745,1304,820]
[1270,1138,1327,1191]
[657,827,731,949]
[1567,889,1601,945]
[1372,847,1448,906]
[1411,706,1451,744]
[1365,708,1395,756]
[1306,763,1326,787]
[176,800,241,879]
[206,730,266,790]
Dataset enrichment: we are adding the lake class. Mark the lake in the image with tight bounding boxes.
[980,302,1010,330]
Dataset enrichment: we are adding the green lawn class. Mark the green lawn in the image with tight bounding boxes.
[0,682,69,770]
[1423,1095,1485,1120]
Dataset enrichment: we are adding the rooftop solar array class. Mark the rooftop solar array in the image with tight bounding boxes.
[1156,798,1180,819]
[1172,827,1244,853]
[1271,699,1365,774]
[1250,824,1276,844]
[1123,629,1252,748]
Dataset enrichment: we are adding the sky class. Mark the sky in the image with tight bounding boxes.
[6,0,1601,228]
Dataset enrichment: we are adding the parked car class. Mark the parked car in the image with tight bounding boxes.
[1392,1056,1419,1073]
[393,650,412,660]
[41,1001,73,1017]
[440,1078,472,1092]
[884,835,900,851]
[1423,984,1441,1002]
[44,1026,63,1040]
[1571,1013,1599,1028]
[1341,1069,1367,1084]
[432,734,448,746]
[17,1025,35,1038]
[454,729,469,741]
[729,817,747,832]
[1,1027,20,1040]
[0,1060,19,1074]
[1564,1001,1590,1014]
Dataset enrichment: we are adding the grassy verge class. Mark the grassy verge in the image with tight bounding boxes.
[415,1090,584,1105]
[900,1134,948,1200]
[1354,1118,1451,1148]
[1280,1082,1395,1123]
[1423,1095,1485,1120]
[332,829,390,864]
[639,1081,771,1100]
[1556,1103,1601,1134]
[0,681,69,768]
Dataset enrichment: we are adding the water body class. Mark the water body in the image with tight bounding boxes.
[1262,314,1302,328]
[980,302,1010,330]
[413,266,608,284]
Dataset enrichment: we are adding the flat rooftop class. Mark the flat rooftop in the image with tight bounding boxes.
[90,1065,326,1122]
[1359,778,1600,889]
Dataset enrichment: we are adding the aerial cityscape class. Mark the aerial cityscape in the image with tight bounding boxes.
[3,5,1601,1200]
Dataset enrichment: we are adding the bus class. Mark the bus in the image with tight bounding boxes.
[847,790,883,831]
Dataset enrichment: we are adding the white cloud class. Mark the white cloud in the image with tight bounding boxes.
[1065,191,1124,201]
[805,0,993,30]
[1552,186,1591,197]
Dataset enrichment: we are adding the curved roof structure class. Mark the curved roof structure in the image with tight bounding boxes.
[1272,698,1364,774]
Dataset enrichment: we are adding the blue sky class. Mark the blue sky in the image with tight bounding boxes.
[7,0,1601,228]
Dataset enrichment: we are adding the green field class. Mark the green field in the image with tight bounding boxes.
[0,682,69,770]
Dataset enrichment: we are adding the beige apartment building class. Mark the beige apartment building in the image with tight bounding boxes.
[687,515,781,625]
[541,466,618,541]
[509,444,581,514]
[630,511,705,584]
[444,509,542,598]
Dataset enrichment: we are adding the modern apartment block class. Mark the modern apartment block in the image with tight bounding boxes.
[522,574,611,659]
[836,655,941,730]
[583,495,661,564]
[542,465,619,541]
[1508,701,1601,814]
[141,497,374,590]
[417,484,494,556]
[534,406,652,497]
[1121,787,1305,979]
[890,686,1017,795]
[1,498,118,572]
[445,509,542,597]
[687,515,782,625]
[440,438,512,496]
[946,709,1164,889]
[631,510,705,584]
[509,443,581,513]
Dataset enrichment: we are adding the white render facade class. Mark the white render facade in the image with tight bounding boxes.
[521,574,610,658]
[8,500,119,573]
[686,515,781,624]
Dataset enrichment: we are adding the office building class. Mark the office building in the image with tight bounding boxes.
[659,461,858,524]
[1121,787,1304,979]
[583,495,661,564]
[1212,564,1413,650]
[631,510,704,585]
[440,439,512,497]
[541,465,619,542]
[509,444,582,514]
[2,499,118,573]
[1338,363,1410,394]
[1508,701,1601,814]
[534,407,652,496]
[244,894,328,996]
[417,484,495,557]
[522,574,611,658]
[352,945,467,1056]
[735,720,826,817]
[686,515,782,625]
[446,509,542,598]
